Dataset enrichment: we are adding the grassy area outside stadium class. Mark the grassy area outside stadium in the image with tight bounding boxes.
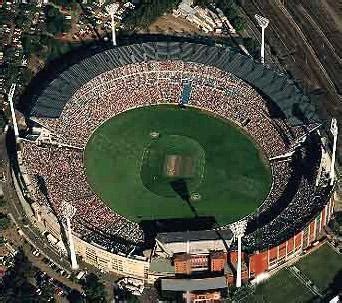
[84,105,272,225]
[297,244,342,292]
[241,244,342,302]
[241,269,317,303]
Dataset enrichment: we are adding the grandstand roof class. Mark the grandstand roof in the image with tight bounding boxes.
[30,41,319,125]
[161,276,227,291]
[156,229,233,243]
[156,230,233,255]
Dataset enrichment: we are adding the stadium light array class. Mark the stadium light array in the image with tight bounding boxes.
[255,14,270,64]
[8,83,19,141]
[106,4,120,47]
[61,201,79,270]
[230,219,247,288]
[330,118,338,186]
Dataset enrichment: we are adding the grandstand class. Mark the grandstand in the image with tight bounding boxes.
[13,41,336,286]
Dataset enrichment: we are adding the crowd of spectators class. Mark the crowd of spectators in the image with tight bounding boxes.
[242,136,326,251]
[21,141,144,253]
[37,61,291,157]
[21,60,327,253]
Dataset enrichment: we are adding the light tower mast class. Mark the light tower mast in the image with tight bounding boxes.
[8,83,20,141]
[255,14,270,64]
[61,201,79,270]
[106,4,119,47]
[330,118,338,186]
[230,219,247,288]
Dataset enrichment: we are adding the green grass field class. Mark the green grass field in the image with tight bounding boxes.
[84,105,271,225]
[242,270,316,303]
[297,244,342,291]
[140,134,205,197]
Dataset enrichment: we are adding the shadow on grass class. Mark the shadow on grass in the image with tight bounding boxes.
[170,178,198,218]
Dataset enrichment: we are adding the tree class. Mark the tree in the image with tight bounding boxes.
[243,37,258,52]
[44,5,71,35]
[82,273,107,303]
[127,293,139,302]
[213,0,246,33]
[0,112,7,132]
[123,0,181,31]
[193,0,213,6]
[0,236,6,244]
[0,213,11,229]
[67,289,84,303]
[19,69,34,86]
[50,0,78,8]
[22,34,41,56]
[0,197,5,206]
[0,249,38,303]
[329,212,342,236]
[40,283,56,302]
[233,17,245,32]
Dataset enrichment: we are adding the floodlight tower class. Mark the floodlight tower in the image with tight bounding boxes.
[230,219,247,288]
[330,118,338,186]
[61,201,79,270]
[255,14,270,64]
[8,83,19,141]
[106,4,119,47]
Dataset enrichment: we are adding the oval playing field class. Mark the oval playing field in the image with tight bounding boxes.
[84,105,272,225]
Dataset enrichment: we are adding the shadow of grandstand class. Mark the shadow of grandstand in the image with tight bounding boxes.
[246,134,321,237]
[35,175,73,263]
[325,269,342,301]
[305,270,342,302]
[255,84,312,128]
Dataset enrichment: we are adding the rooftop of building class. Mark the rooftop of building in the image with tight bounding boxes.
[150,256,175,273]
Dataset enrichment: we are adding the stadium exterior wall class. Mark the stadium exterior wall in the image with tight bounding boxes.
[248,195,334,279]
[73,237,149,280]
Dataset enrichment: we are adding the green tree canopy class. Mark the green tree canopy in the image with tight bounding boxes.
[51,0,78,9]
[44,5,71,35]
[82,273,107,303]
[0,213,10,229]
[192,0,245,33]
[193,0,213,6]
[0,112,7,131]
[40,283,56,302]
[123,0,181,31]
[67,289,84,303]
[0,249,38,302]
